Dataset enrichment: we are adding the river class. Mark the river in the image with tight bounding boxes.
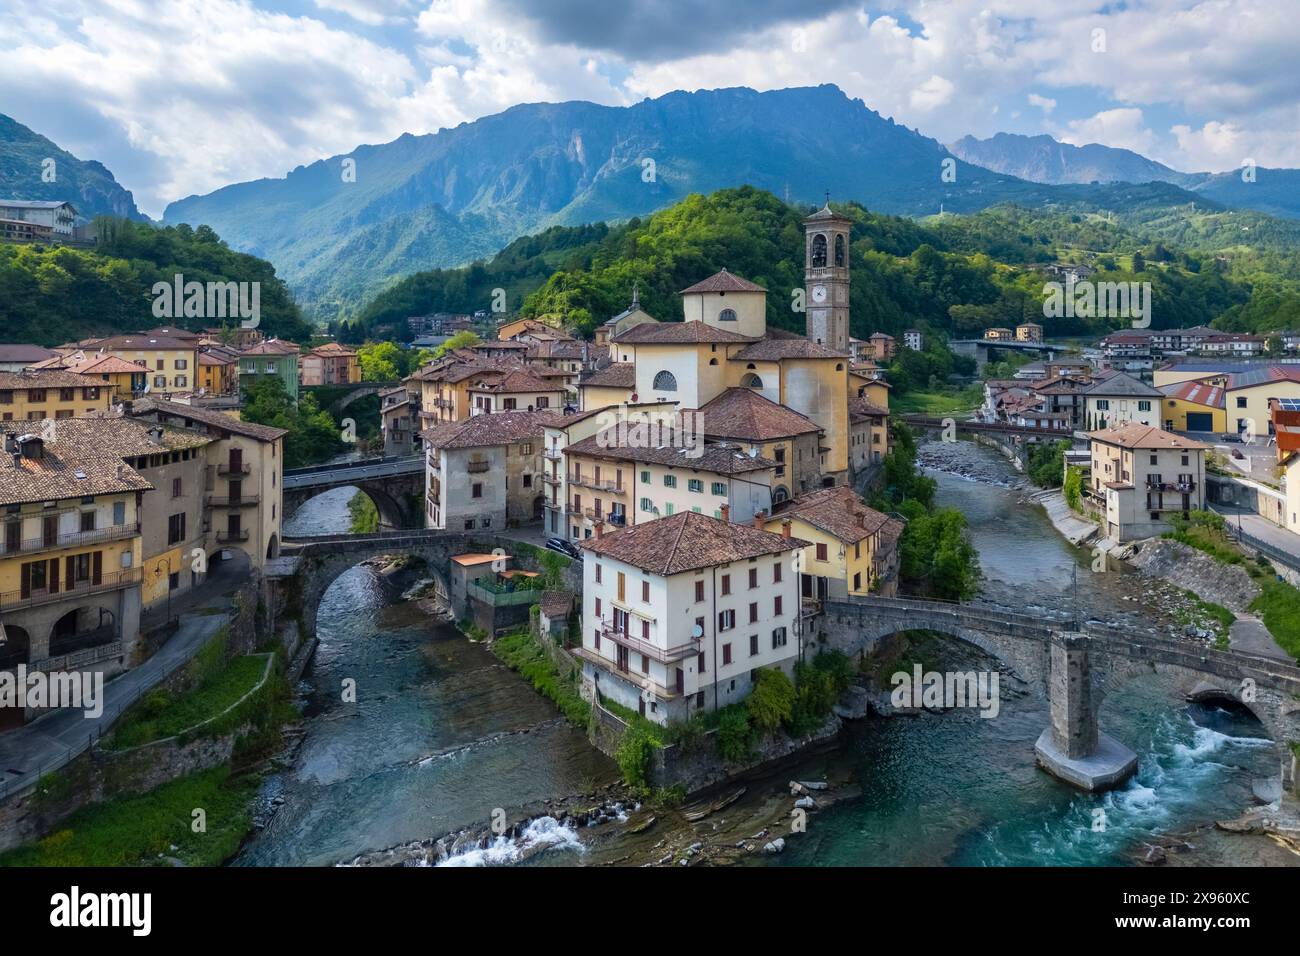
[238,448,1283,867]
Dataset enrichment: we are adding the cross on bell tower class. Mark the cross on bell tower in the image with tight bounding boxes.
[803,197,851,352]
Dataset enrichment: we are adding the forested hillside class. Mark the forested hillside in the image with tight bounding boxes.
[0,218,313,345]
[343,186,1300,344]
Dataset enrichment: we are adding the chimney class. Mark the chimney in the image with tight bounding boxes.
[782,519,792,540]
[720,504,730,523]
[595,522,604,539]
[861,512,870,529]
[752,509,767,529]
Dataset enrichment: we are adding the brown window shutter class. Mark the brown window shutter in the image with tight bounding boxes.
[49,558,59,592]
[66,556,75,590]
[92,551,102,586]
[20,562,30,599]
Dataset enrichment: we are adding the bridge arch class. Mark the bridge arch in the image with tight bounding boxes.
[283,482,420,530]
[280,531,583,640]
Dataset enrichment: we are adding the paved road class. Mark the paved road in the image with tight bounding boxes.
[1212,504,1300,562]
[0,563,248,800]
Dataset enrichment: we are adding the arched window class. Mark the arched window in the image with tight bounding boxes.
[835,363,844,371]
[772,486,790,504]
[708,357,719,366]
[811,234,827,268]
[653,370,677,391]
[741,373,763,389]
[834,234,846,267]
[718,308,737,322]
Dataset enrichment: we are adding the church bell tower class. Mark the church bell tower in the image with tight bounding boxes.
[803,199,851,353]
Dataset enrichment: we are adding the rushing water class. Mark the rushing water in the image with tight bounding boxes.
[768,445,1279,866]
[242,447,1280,867]
[234,485,617,867]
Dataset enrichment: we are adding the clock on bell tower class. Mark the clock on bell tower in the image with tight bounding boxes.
[803,199,851,353]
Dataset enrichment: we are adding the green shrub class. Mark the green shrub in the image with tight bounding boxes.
[746,668,795,732]
[716,706,753,763]
[616,724,657,789]
[491,629,590,725]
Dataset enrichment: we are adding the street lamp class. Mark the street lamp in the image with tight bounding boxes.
[154,556,173,626]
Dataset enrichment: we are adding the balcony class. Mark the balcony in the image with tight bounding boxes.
[216,529,250,543]
[573,646,680,699]
[0,522,140,557]
[570,474,623,493]
[605,511,628,527]
[0,568,143,612]
[1146,479,1196,493]
[565,503,583,516]
[434,398,455,409]
[598,622,696,664]
[467,460,491,473]
[206,495,261,508]
[541,471,562,486]
[217,462,251,476]
[543,447,564,460]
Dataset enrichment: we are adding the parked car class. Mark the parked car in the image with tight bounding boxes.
[545,537,583,561]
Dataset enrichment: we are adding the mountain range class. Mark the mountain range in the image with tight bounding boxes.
[948,131,1300,221]
[0,114,144,221]
[4,84,1299,325]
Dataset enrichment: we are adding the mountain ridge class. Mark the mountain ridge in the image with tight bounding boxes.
[0,113,145,221]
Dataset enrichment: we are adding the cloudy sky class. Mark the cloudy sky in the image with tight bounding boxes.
[2,0,1297,217]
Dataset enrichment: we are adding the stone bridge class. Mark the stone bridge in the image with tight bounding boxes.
[273,530,581,638]
[302,381,401,415]
[821,596,1300,792]
[282,455,425,528]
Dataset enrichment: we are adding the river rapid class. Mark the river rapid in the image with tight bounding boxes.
[237,446,1289,866]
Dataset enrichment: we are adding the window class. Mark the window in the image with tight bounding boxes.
[1236,397,1247,408]
[80,511,95,532]
[172,477,183,498]
[472,483,482,498]
[640,497,653,512]
[749,634,759,656]
[522,474,532,488]
[772,627,788,649]
[748,568,758,589]
[711,482,726,496]
[663,474,676,488]
[640,470,650,484]
[722,643,732,665]
[688,479,703,493]
[694,580,705,602]
[1096,399,1110,410]
[595,597,601,616]
[811,233,827,268]
[718,608,735,631]
[652,370,677,391]
[175,359,188,370]
[617,572,625,601]
[834,233,845,267]
[719,308,737,322]
[642,580,650,602]
[748,602,758,623]
[816,543,828,561]
[59,388,74,401]
[1137,400,1151,412]
[167,512,186,545]
[721,574,731,595]
[113,501,126,526]
[595,564,602,584]
[774,595,783,616]
[773,562,782,583]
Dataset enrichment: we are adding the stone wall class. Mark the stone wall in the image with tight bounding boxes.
[1122,537,1261,614]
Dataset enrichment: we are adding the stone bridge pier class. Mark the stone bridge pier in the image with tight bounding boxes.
[1034,634,1138,791]
[820,597,1300,794]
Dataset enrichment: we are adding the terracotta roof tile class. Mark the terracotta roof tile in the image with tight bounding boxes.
[580,511,805,575]
[772,485,901,546]
[611,322,755,345]
[422,410,559,449]
[697,388,821,440]
[565,428,776,474]
[678,269,767,295]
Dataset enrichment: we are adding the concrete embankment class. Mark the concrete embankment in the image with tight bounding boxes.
[1030,490,1100,547]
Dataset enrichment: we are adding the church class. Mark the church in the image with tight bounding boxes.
[581,202,856,489]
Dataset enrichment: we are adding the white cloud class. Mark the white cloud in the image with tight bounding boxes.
[1028,93,1056,113]
[1059,108,1159,156]
[3,0,1300,215]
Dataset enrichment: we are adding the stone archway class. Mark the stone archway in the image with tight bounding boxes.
[48,605,118,658]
